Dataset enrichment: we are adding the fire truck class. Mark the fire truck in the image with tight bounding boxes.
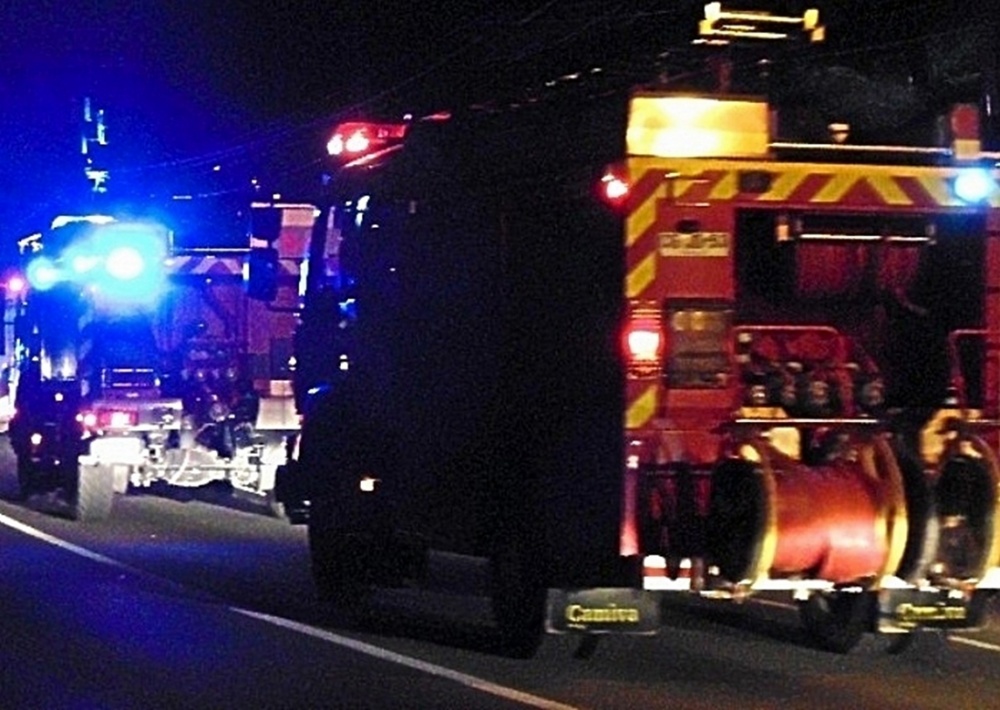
[264,9,1000,656]
[5,200,321,521]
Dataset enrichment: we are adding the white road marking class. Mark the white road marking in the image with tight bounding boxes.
[0,511,578,710]
[0,512,138,572]
[750,598,796,611]
[950,636,1000,652]
[234,608,579,710]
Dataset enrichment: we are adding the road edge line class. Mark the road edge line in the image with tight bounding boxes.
[0,511,138,571]
[232,607,580,710]
[0,512,579,707]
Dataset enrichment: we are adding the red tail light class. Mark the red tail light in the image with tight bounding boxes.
[600,168,630,207]
[79,408,138,431]
[624,306,665,377]
[627,324,662,361]
[327,122,408,157]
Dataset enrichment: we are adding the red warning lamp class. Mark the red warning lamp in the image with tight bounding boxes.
[5,273,26,295]
[623,306,665,377]
[599,169,631,208]
[327,122,408,157]
[626,320,662,362]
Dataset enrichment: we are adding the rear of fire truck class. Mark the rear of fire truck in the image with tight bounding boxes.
[7,203,312,521]
[268,6,1000,657]
[610,91,1000,652]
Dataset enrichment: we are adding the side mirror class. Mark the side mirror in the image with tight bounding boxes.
[245,247,279,301]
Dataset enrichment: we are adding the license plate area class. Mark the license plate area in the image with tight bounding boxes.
[877,588,981,633]
[546,588,661,635]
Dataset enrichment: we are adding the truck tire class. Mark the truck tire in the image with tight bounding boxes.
[489,533,546,659]
[70,463,115,522]
[16,455,39,500]
[307,518,374,619]
[263,490,288,521]
[799,590,871,653]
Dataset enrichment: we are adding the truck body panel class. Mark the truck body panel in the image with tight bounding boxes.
[276,88,1000,654]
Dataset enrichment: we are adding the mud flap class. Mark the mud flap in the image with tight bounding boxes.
[877,587,986,633]
[546,588,661,635]
[274,461,312,524]
[72,463,115,522]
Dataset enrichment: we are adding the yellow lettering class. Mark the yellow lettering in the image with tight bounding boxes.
[895,603,967,622]
[565,604,641,624]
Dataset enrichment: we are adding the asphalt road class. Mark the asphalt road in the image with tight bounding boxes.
[3,443,1000,709]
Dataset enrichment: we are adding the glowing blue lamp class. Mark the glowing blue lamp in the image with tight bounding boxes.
[26,256,61,291]
[953,168,995,204]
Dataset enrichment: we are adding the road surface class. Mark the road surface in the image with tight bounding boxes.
[2,444,1000,709]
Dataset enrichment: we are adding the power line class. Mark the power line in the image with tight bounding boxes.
[96,3,996,199]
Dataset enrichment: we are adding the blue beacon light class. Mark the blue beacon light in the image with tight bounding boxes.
[953,168,995,204]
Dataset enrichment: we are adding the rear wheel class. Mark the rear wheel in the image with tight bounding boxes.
[799,590,871,653]
[16,456,39,500]
[490,531,546,659]
[70,462,115,522]
[308,514,375,620]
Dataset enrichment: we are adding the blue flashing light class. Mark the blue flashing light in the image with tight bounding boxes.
[89,224,167,305]
[953,168,995,204]
[71,254,101,274]
[105,246,146,280]
[26,256,62,291]
[46,219,170,307]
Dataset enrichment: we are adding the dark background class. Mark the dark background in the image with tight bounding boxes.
[0,1,996,261]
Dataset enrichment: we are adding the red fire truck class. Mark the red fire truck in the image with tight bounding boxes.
[5,200,323,520]
[266,12,1000,657]
[609,93,1000,652]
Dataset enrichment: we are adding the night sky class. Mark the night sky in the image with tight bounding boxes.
[4,1,655,248]
[0,1,995,260]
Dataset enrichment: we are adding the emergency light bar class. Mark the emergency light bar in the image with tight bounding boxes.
[698,3,824,43]
[26,218,169,305]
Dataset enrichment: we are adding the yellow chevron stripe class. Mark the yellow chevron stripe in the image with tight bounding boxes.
[626,160,1000,211]
[626,385,658,430]
[812,172,856,203]
[625,251,656,299]
[915,174,956,207]
[867,175,913,205]
[672,178,701,198]
[756,168,807,201]
[709,170,740,200]
[626,184,663,248]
